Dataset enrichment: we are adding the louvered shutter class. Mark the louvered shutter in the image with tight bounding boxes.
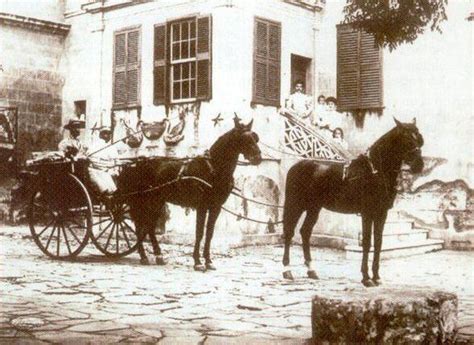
[267,23,281,103]
[253,18,281,107]
[337,24,383,112]
[196,15,212,100]
[113,28,141,109]
[126,30,140,106]
[154,23,167,105]
[113,32,127,107]
[359,30,383,109]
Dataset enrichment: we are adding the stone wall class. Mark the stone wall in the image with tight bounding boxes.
[0,18,69,164]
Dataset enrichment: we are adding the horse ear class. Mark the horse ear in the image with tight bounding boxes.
[393,117,403,128]
[233,116,242,129]
[412,117,416,125]
[245,119,254,130]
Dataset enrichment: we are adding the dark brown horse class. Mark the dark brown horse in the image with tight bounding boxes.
[282,118,424,286]
[118,118,262,271]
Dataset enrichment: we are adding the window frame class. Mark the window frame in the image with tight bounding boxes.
[169,17,198,103]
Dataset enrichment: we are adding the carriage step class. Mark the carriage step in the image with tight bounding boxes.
[345,239,444,260]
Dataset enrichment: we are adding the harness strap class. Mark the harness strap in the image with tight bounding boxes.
[365,149,378,174]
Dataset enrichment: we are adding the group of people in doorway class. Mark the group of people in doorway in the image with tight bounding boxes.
[281,80,348,150]
[58,120,119,200]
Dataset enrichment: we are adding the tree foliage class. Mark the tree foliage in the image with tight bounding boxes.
[342,0,448,50]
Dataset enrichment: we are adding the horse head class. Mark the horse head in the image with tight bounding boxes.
[393,117,424,174]
[232,116,262,165]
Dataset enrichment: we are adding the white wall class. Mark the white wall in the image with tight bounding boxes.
[0,0,65,22]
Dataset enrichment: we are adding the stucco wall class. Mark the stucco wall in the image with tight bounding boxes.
[0,23,66,163]
[61,0,322,245]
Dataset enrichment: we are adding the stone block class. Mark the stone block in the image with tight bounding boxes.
[312,288,458,344]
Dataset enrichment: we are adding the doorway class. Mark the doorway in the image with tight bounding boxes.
[291,54,312,94]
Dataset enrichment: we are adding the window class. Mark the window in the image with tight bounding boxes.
[337,24,383,112]
[113,27,140,109]
[154,15,212,104]
[252,18,281,107]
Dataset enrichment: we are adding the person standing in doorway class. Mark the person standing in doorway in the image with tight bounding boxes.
[281,80,313,125]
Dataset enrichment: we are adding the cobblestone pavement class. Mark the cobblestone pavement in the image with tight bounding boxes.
[1,225,473,344]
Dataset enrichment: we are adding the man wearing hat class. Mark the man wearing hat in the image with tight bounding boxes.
[88,126,119,197]
[59,119,86,159]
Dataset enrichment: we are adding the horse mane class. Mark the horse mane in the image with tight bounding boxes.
[367,126,404,158]
[209,128,238,158]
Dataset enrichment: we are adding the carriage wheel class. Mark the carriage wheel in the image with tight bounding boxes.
[28,174,92,259]
[90,200,139,257]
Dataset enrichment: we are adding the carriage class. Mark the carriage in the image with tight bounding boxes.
[24,155,149,260]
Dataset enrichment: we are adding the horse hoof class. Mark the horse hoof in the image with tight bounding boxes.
[194,264,206,272]
[205,262,217,270]
[140,257,150,265]
[155,255,166,265]
[372,278,382,286]
[283,270,294,280]
[361,279,376,287]
[307,270,319,280]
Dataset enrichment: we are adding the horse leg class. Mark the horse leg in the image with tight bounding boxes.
[203,206,221,270]
[147,209,166,265]
[193,207,207,271]
[361,215,375,287]
[136,222,150,265]
[372,211,387,285]
[300,208,320,279]
[282,205,303,280]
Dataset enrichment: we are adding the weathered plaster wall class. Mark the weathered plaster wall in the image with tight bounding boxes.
[0,23,66,163]
[0,0,65,22]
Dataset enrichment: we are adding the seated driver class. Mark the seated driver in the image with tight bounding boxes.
[58,120,86,159]
[88,127,119,197]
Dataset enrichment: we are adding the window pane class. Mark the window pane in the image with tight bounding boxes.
[183,63,190,79]
[182,41,189,59]
[182,21,189,40]
[173,81,181,100]
[190,62,196,78]
[190,78,196,98]
[190,40,196,58]
[172,43,180,60]
[190,20,196,38]
[182,80,189,98]
[173,65,180,80]
[172,23,179,42]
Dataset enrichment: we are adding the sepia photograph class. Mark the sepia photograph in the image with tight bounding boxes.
[0,0,473,343]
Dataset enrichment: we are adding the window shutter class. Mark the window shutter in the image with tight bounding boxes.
[154,23,167,105]
[113,32,127,107]
[267,23,281,103]
[126,30,140,106]
[196,15,212,100]
[359,30,383,109]
[337,24,383,112]
[113,28,141,109]
[253,18,281,107]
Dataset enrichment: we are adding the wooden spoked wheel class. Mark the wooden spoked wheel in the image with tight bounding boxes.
[28,174,92,259]
[90,200,139,257]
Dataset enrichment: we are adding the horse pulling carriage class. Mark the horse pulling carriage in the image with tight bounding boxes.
[23,118,262,271]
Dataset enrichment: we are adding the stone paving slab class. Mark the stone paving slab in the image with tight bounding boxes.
[0,225,473,343]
